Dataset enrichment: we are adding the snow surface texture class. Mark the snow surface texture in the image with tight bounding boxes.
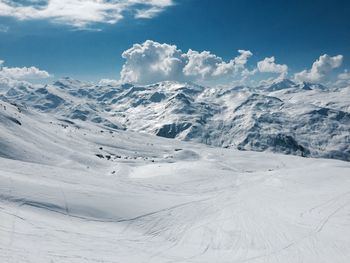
[1,100,350,262]
[1,78,349,161]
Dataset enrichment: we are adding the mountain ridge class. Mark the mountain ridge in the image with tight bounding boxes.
[1,78,349,161]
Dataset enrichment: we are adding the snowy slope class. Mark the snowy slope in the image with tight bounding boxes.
[1,100,350,263]
[1,78,349,161]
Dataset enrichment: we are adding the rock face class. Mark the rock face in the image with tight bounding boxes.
[1,77,350,161]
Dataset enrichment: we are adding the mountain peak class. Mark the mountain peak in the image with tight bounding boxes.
[266,79,296,91]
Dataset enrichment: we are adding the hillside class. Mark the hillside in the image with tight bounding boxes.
[1,99,350,262]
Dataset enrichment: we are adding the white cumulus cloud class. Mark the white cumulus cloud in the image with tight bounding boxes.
[183,50,223,79]
[0,60,50,80]
[294,54,343,83]
[120,40,253,84]
[257,56,288,79]
[0,0,174,29]
[121,40,185,84]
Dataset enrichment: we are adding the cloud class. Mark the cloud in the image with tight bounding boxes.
[0,0,174,29]
[294,54,343,83]
[184,49,252,79]
[338,70,350,80]
[120,40,253,84]
[135,6,165,19]
[98,78,121,86]
[182,50,223,79]
[335,69,350,88]
[257,56,288,79]
[121,40,185,84]
[0,60,50,80]
[240,68,258,85]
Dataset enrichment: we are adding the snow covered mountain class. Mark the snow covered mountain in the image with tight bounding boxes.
[1,98,350,263]
[1,78,349,161]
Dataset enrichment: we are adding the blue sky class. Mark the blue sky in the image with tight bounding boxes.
[0,0,349,85]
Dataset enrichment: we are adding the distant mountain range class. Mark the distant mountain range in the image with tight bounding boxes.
[1,77,349,161]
